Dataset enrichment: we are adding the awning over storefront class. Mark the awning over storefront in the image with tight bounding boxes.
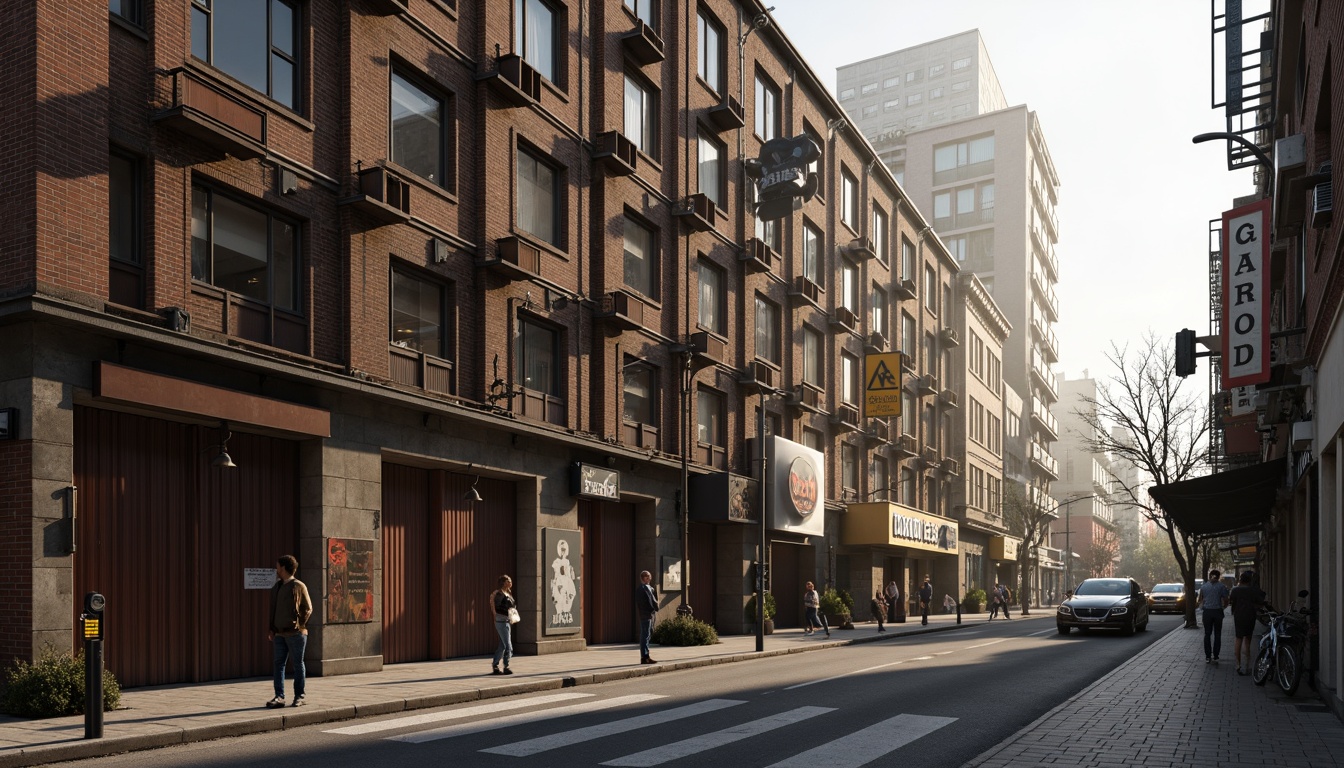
[1147,457,1286,537]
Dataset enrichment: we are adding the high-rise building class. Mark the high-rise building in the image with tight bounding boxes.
[838,30,1064,587]
[1050,375,1120,580]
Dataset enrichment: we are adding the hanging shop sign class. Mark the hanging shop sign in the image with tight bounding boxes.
[840,502,957,554]
[689,471,759,524]
[1221,199,1271,388]
[989,535,1021,561]
[570,462,620,500]
[767,435,825,536]
[543,527,583,635]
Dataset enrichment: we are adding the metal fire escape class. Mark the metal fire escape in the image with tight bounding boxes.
[1208,219,1226,473]
[1210,1,1275,174]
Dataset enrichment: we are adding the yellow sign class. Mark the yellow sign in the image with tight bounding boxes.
[864,352,903,418]
[83,619,100,639]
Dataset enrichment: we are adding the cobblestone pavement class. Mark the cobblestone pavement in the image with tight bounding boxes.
[964,621,1344,768]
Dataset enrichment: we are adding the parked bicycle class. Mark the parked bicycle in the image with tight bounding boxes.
[1252,589,1311,696]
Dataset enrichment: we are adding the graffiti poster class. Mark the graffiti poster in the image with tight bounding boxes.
[543,528,582,635]
[326,537,374,623]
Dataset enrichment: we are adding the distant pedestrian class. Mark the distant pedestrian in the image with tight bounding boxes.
[988,582,1003,620]
[871,590,887,632]
[266,555,312,709]
[491,575,517,675]
[943,594,956,614]
[884,580,901,623]
[918,578,933,625]
[1197,569,1231,663]
[636,570,659,664]
[803,581,829,637]
[1000,584,1013,619]
[1229,571,1264,675]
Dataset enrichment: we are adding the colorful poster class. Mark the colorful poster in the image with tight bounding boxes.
[326,537,374,623]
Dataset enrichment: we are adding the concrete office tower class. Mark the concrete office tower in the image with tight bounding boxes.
[838,30,1063,542]
[1049,374,1121,580]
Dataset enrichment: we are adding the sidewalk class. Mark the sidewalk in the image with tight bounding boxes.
[4,611,1342,768]
[0,610,973,767]
[966,621,1344,768]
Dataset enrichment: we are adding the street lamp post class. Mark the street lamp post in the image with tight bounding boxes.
[676,349,696,617]
[752,382,778,653]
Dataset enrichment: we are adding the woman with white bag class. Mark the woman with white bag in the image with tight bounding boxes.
[490,575,518,675]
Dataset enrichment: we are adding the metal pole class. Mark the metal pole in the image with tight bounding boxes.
[84,638,103,739]
[756,388,768,653]
[678,353,692,617]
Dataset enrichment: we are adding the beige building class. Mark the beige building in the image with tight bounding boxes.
[1050,375,1121,582]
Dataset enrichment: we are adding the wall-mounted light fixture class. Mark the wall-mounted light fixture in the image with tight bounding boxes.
[209,423,237,469]
[464,464,483,502]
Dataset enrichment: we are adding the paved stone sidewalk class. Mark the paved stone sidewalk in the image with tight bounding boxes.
[0,610,978,767]
[965,621,1344,768]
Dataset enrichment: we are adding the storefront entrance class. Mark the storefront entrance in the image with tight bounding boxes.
[579,500,635,644]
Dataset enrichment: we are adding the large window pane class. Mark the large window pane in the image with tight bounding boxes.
[698,134,723,208]
[755,296,778,364]
[517,0,556,81]
[191,185,301,313]
[803,222,821,283]
[518,149,558,245]
[623,215,655,297]
[698,11,722,91]
[697,260,723,333]
[623,362,655,424]
[391,270,445,356]
[518,319,558,394]
[624,74,654,153]
[392,71,443,184]
[192,0,298,109]
[803,327,821,386]
[696,388,724,446]
[109,154,139,265]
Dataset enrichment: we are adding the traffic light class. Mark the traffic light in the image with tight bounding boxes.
[1174,328,1197,377]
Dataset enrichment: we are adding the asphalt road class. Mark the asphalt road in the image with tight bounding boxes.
[53,615,1182,768]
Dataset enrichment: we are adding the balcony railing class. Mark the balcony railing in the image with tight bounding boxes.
[1031,399,1059,440]
[1030,350,1059,401]
[1030,440,1059,478]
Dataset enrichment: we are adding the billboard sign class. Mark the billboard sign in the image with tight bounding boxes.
[767,435,825,536]
[1221,199,1271,388]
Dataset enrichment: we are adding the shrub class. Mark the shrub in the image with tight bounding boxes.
[1,649,121,719]
[651,615,719,646]
[744,592,777,622]
[819,588,849,616]
[962,589,988,611]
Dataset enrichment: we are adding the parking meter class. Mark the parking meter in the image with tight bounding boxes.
[81,592,105,738]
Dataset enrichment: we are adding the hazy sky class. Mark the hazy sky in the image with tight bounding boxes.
[766,0,1258,384]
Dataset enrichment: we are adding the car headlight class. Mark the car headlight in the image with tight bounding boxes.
[1111,606,1128,615]
[1057,605,1072,616]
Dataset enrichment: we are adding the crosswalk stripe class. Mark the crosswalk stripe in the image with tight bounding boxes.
[600,706,835,767]
[765,712,957,768]
[389,694,666,744]
[322,692,594,735]
[481,698,746,757]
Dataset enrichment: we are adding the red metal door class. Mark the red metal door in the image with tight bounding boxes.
[381,463,431,663]
[73,407,297,688]
[579,501,635,644]
[439,473,516,659]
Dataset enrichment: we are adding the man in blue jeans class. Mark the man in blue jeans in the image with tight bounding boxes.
[635,570,659,664]
[267,555,313,708]
[1197,569,1230,664]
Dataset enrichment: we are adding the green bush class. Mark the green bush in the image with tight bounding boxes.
[819,588,850,616]
[962,588,988,611]
[744,592,777,621]
[651,615,719,646]
[1,649,121,719]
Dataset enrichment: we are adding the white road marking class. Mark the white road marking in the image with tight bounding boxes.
[932,651,954,655]
[1027,628,1057,637]
[783,660,905,690]
[600,706,835,767]
[766,713,958,768]
[323,692,594,735]
[389,694,665,744]
[480,698,746,756]
[909,655,934,660]
[966,639,1010,650]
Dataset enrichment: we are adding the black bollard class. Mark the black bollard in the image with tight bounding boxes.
[82,592,105,739]
[956,599,962,625]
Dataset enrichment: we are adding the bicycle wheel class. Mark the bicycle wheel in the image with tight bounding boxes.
[1252,644,1273,686]
[1277,644,1303,696]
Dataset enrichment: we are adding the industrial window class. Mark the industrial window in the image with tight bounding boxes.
[390,269,447,358]
[802,220,823,284]
[842,352,859,405]
[755,72,780,141]
[698,132,726,209]
[755,295,780,365]
[392,68,450,188]
[623,214,657,299]
[841,443,858,494]
[624,0,654,26]
[697,8,725,93]
[515,0,558,82]
[624,72,657,155]
[623,360,657,426]
[696,387,725,448]
[697,258,725,334]
[110,0,143,25]
[191,0,299,109]
[517,317,560,395]
[191,185,299,312]
[518,146,561,246]
[109,152,143,308]
[841,168,858,228]
[803,326,823,387]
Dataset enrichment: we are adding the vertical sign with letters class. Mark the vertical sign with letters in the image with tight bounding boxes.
[1221,199,1271,389]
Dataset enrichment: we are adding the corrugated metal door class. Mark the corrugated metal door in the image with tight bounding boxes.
[382,464,516,663]
[579,501,635,644]
[688,522,717,627]
[73,406,297,688]
[381,463,431,664]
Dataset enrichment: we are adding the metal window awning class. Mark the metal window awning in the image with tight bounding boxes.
[1147,457,1286,537]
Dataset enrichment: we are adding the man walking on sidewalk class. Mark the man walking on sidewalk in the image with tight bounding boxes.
[1197,569,1230,663]
[918,577,933,625]
[267,555,312,709]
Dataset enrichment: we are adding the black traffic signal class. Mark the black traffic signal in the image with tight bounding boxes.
[1174,328,1197,377]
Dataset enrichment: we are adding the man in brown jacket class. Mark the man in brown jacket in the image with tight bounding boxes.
[267,555,312,708]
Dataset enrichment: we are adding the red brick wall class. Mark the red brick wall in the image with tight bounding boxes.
[0,441,33,668]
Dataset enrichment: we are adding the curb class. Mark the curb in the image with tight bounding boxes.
[0,616,1040,768]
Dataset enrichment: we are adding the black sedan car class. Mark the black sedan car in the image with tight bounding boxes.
[1057,577,1150,635]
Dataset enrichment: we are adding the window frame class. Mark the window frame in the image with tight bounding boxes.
[622,212,659,300]
[517,315,562,396]
[697,131,726,209]
[391,65,450,190]
[755,294,780,365]
[696,258,726,335]
[390,266,449,359]
[802,325,823,387]
[110,0,144,26]
[697,8,725,94]
[190,182,301,313]
[624,70,658,156]
[109,150,144,307]
[840,167,859,229]
[754,71,780,141]
[517,143,562,247]
[841,351,859,405]
[515,0,559,83]
[802,220,823,284]
[190,0,300,110]
[622,358,658,427]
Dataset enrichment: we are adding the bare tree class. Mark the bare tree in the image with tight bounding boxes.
[1075,334,1209,628]
[1077,526,1120,578]
[1002,480,1055,617]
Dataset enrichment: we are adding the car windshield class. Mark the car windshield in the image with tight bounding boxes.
[1074,579,1130,596]
[1152,584,1181,593]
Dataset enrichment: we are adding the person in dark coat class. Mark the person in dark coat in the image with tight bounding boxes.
[918,578,933,625]
[1229,571,1264,675]
[635,570,659,664]
[871,590,887,633]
